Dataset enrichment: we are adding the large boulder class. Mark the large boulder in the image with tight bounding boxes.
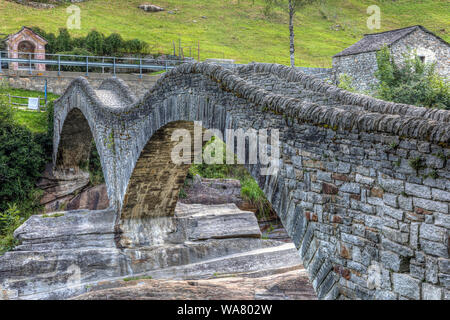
[138,4,164,12]
[179,176,257,213]
[37,164,109,212]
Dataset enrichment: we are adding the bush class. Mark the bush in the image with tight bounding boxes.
[85,30,104,56]
[55,28,72,52]
[375,46,449,109]
[337,73,356,92]
[104,33,124,56]
[0,94,48,254]
[31,26,149,56]
[0,104,46,211]
[0,204,23,255]
[188,137,275,220]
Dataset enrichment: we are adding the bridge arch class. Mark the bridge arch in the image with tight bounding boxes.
[53,63,450,300]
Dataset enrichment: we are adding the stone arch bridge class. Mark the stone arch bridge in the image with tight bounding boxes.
[3,62,450,300]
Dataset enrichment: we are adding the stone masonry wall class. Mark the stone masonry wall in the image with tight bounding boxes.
[391,28,450,80]
[332,51,378,92]
[332,29,449,92]
[0,69,161,98]
[50,62,449,300]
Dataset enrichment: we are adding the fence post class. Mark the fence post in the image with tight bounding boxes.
[113,57,116,77]
[86,56,89,76]
[8,94,11,110]
[165,61,167,72]
[29,52,32,74]
[102,57,105,74]
[0,52,2,73]
[58,55,61,76]
[139,58,142,79]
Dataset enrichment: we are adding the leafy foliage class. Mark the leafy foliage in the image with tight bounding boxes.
[85,30,104,55]
[0,91,50,254]
[0,101,46,211]
[0,204,22,255]
[375,46,449,109]
[337,73,356,92]
[31,27,149,56]
[188,137,275,220]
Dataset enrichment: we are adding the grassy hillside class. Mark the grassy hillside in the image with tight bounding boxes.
[0,0,448,67]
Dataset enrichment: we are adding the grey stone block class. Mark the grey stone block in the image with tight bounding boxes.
[392,273,421,299]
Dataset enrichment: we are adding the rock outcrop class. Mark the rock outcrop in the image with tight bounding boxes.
[138,4,164,12]
[37,164,109,212]
[0,203,310,300]
[72,268,316,300]
[180,176,256,212]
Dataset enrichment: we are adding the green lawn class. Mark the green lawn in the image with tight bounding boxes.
[0,0,448,67]
[0,87,59,133]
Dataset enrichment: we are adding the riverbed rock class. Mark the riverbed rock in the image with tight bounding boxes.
[0,203,311,300]
[180,176,257,212]
[71,268,316,300]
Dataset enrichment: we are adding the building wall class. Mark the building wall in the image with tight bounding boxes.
[391,28,450,80]
[332,29,449,92]
[332,51,378,92]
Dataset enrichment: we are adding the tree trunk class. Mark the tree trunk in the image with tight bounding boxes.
[288,0,295,67]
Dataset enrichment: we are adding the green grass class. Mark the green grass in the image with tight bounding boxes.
[0,86,59,133]
[123,275,153,282]
[0,0,448,67]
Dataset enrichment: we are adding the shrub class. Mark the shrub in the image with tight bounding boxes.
[85,30,104,56]
[31,27,149,56]
[0,95,46,211]
[104,33,124,56]
[337,73,356,92]
[0,94,47,254]
[0,204,23,255]
[55,28,72,52]
[375,46,449,109]
[188,137,275,220]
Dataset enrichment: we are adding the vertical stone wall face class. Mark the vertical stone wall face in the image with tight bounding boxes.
[391,29,450,80]
[332,28,449,92]
[0,70,161,98]
[332,52,378,92]
[52,63,449,300]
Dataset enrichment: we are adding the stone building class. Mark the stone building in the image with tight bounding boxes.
[5,26,47,71]
[332,25,450,92]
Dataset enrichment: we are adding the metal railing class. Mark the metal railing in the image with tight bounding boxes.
[1,93,47,112]
[0,51,188,77]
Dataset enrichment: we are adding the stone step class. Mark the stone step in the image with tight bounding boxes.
[135,242,301,280]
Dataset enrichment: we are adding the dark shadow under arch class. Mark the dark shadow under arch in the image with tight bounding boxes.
[121,121,198,220]
[55,108,94,173]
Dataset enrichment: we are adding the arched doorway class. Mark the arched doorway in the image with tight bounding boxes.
[17,40,36,69]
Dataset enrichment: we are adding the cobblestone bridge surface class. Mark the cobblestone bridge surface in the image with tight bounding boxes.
[3,62,450,300]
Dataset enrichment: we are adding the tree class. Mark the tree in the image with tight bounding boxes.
[265,0,318,67]
[85,30,104,55]
[104,33,124,56]
[55,28,72,52]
